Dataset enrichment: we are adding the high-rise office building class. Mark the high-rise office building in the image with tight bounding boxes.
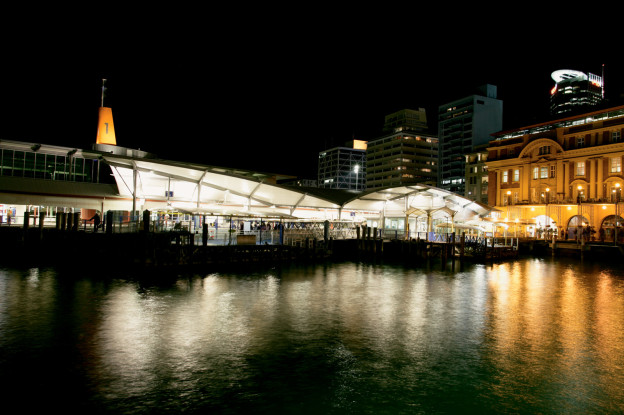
[318,140,367,190]
[464,143,489,204]
[549,68,605,117]
[437,84,503,195]
[366,109,438,189]
[382,108,428,133]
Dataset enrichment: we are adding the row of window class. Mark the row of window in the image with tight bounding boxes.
[0,149,101,183]
[467,176,488,185]
[502,157,623,183]
[534,166,556,179]
[495,131,623,161]
[502,169,521,183]
[537,132,622,156]
[574,158,621,176]
[503,185,622,205]
[571,131,621,147]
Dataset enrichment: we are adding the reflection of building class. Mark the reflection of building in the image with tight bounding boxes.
[486,104,624,240]
[550,68,605,117]
[464,144,488,204]
[366,109,438,189]
[318,140,367,190]
[438,85,503,195]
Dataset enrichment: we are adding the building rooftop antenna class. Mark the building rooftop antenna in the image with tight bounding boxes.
[602,64,605,99]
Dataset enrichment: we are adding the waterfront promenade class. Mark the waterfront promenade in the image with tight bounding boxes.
[3,220,621,273]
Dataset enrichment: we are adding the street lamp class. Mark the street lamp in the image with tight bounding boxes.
[615,183,621,244]
[354,164,360,191]
[545,188,551,238]
[577,185,583,243]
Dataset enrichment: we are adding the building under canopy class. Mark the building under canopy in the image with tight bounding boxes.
[0,140,497,238]
[102,150,495,235]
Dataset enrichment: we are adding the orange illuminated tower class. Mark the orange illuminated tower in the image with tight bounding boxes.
[96,79,117,145]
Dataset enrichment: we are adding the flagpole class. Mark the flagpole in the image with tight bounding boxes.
[101,79,107,107]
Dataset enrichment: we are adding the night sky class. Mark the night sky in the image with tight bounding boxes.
[2,12,622,179]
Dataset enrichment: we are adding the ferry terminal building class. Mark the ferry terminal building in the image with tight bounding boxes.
[0,140,491,242]
[0,140,495,243]
[0,99,499,243]
[486,104,624,241]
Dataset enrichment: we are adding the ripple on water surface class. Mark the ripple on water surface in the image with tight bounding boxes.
[0,258,623,413]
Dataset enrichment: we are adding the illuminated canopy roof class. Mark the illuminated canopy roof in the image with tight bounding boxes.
[101,153,494,222]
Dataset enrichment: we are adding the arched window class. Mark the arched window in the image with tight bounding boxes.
[601,215,624,228]
[534,214,555,228]
[568,215,589,228]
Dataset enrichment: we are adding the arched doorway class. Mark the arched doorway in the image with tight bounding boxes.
[600,215,624,242]
[567,215,589,240]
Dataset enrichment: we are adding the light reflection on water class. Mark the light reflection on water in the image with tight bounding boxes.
[1,258,623,414]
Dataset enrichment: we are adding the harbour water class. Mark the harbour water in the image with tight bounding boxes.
[1,257,623,414]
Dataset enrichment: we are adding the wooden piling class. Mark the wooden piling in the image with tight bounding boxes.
[460,232,465,262]
[372,227,377,254]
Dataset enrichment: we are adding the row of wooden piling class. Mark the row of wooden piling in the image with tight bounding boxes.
[353,227,520,267]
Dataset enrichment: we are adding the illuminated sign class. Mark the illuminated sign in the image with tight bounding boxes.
[96,107,117,145]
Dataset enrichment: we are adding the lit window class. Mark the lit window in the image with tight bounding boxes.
[576,161,585,176]
[533,167,539,179]
[611,157,621,173]
[502,171,508,183]
[540,166,548,179]
[550,165,556,178]
[513,169,520,181]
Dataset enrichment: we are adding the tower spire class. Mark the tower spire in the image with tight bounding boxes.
[96,79,117,145]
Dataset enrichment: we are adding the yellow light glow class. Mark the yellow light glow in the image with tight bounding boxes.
[96,107,117,145]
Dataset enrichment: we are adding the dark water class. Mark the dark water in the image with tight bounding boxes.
[1,257,623,414]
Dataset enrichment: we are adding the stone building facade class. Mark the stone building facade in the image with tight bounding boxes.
[486,105,624,240]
